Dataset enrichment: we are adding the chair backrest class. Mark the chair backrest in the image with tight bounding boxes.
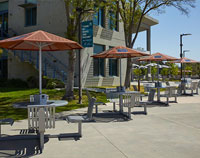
[86,97,96,120]
[28,105,55,130]
[122,93,140,108]
[133,85,138,91]
[148,88,156,102]
[191,82,198,90]
[165,86,177,97]
[86,90,92,101]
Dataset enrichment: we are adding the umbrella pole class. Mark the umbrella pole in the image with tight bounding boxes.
[120,58,122,87]
[39,44,42,95]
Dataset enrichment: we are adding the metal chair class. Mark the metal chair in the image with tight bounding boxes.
[185,82,198,95]
[0,118,14,137]
[66,97,96,137]
[122,93,147,119]
[160,86,178,105]
[86,90,106,114]
[105,92,119,111]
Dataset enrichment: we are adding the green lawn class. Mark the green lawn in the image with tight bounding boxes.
[0,88,107,120]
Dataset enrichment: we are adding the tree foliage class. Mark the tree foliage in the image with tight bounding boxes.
[106,0,195,87]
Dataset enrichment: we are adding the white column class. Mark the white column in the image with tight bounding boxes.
[39,44,42,94]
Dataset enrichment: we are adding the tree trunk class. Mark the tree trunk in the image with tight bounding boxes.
[62,51,76,101]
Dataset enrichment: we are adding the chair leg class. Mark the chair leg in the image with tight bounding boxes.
[166,97,169,105]
[40,132,44,151]
[113,102,116,111]
[128,107,131,119]
[144,104,147,115]
[78,121,82,137]
[95,105,98,114]
[175,96,177,103]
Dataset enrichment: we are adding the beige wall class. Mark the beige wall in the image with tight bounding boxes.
[4,0,127,87]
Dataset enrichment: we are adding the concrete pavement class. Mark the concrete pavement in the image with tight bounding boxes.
[1,94,200,158]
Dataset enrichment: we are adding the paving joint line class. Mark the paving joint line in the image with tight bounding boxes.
[91,124,129,158]
[151,114,200,132]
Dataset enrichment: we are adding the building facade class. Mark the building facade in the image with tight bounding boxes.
[0,0,158,87]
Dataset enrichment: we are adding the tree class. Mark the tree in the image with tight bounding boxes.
[169,63,179,79]
[110,0,195,87]
[63,0,97,100]
[161,68,169,81]
[151,66,157,81]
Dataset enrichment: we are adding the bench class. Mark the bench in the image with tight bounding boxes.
[0,118,14,137]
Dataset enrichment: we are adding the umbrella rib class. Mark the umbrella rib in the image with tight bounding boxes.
[10,41,24,49]
[41,31,53,41]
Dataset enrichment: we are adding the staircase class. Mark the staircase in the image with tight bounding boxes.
[84,60,100,87]
[1,30,68,83]
[12,50,67,82]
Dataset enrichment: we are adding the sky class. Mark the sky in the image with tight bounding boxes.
[134,1,200,61]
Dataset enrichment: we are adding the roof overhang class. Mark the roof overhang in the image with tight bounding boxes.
[132,15,159,33]
[18,3,37,9]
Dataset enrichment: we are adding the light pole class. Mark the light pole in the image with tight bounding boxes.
[183,50,190,81]
[180,33,191,79]
[183,50,190,58]
[76,8,94,104]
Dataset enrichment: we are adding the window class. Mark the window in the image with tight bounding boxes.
[108,11,118,31]
[93,44,105,76]
[25,7,37,26]
[109,59,118,76]
[109,46,118,76]
[93,7,104,27]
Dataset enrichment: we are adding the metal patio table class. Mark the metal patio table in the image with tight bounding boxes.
[13,100,68,108]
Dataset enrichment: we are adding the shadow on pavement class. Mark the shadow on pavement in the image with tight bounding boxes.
[0,135,48,158]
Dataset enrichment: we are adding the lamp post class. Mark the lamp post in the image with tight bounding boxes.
[180,33,191,79]
[183,50,190,81]
[76,8,94,104]
[183,50,190,58]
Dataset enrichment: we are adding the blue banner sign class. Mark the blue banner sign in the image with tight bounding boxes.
[117,49,128,52]
[154,55,162,58]
[81,21,93,47]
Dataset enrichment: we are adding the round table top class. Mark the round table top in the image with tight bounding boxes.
[108,91,140,95]
[13,100,68,109]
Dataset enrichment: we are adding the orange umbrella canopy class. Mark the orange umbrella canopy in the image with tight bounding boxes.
[169,57,199,63]
[91,46,149,58]
[138,52,178,61]
[0,30,83,51]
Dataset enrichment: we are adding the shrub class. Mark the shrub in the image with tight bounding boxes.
[45,77,65,89]
[0,78,28,88]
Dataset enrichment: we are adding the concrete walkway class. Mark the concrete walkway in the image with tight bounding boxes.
[1,95,200,158]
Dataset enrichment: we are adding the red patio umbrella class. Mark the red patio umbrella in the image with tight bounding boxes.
[169,57,199,63]
[91,46,149,87]
[138,52,178,62]
[138,52,178,81]
[169,57,199,80]
[138,52,178,103]
[0,30,83,94]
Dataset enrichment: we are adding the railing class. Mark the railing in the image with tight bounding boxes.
[13,50,67,82]
[1,29,68,82]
